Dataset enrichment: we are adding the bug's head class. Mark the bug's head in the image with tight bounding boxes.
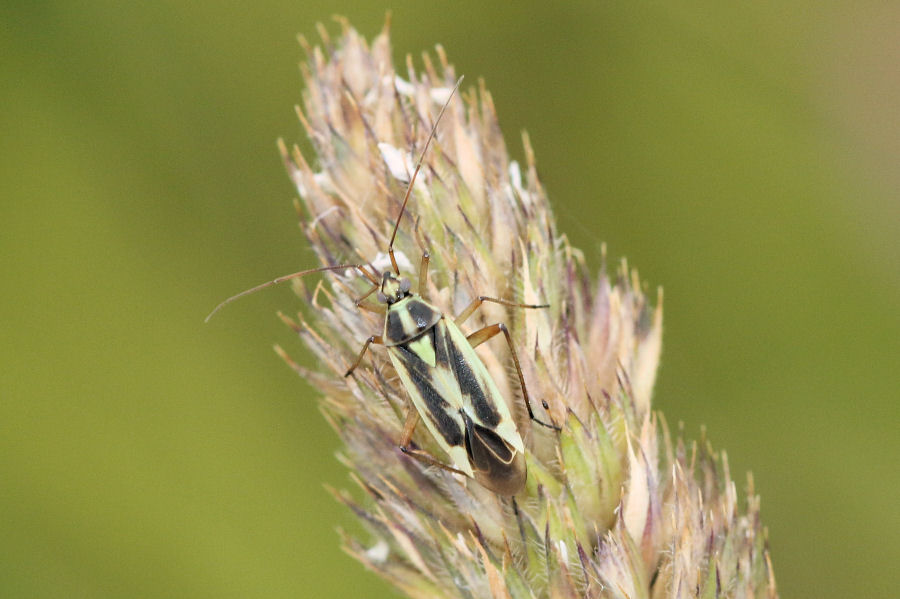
[378,271,412,304]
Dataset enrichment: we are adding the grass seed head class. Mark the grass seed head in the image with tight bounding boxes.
[278,18,777,599]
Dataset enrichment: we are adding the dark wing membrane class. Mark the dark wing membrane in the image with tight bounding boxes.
[462,412,525,496]
[464,415,516,467]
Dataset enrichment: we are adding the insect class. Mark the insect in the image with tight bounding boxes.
[206,77,556,494]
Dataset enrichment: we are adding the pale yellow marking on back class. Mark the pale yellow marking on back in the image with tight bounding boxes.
[406,336,436,367]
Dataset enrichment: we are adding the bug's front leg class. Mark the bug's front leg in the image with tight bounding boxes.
[354,281,386,315]
[398,408,468,476]
[344,335,383,377]
[418,251,430,298]
[355,301,386,315]
[466,323,559,430]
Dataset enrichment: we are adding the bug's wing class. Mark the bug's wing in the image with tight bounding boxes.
[462,412,526,496]
[387,333,473,477]
[440,320,525,455]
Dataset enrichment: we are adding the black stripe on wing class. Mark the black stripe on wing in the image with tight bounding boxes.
[393,330,464,447]
[440,324,500,428]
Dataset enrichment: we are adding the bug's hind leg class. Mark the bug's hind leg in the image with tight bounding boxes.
[398,408,468,476]
[465,323,559,430]
[454,295,548,327]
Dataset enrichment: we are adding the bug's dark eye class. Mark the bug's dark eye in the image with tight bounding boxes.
[377,292,387,304]
[399,278,411,293]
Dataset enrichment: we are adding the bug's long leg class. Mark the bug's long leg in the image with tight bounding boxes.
[418,251,430,297]
[356,301,387,315]
[466,323,558,430]
[344,335,384,377]
[400,447,469,476]
[354,281,381,306]
[354,280,386,315]
[398,406,421,446]
[397,408,468,476]
[454,295,549,327]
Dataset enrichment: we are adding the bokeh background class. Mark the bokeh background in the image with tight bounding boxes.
[2,2,897,597]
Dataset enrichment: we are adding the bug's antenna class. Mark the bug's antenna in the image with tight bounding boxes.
[205,263,379,323]
[387,75,464,275]
[207,77,462,323]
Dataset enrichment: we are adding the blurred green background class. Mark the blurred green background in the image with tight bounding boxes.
[2,2,897,597]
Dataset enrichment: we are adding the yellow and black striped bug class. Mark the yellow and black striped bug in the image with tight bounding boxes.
[206,78,555,495]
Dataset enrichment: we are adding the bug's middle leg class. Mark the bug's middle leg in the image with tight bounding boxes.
[398,408,468,476]
[344,335,383,377]
[466,323,558,430]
